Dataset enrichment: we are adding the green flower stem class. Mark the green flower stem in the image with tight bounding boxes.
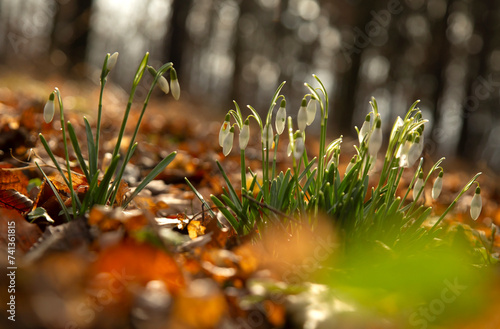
[54,88,80,216]
[95,53,110,177]
[240,149,247,197]
[108,61,173,205]
[111,52,149,162]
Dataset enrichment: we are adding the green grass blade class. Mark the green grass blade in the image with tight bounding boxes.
[216,161,242,210]
[123,152,177,208]
[67,122,90,182]
[211,195,242,234]
[35,162,71,221]
[83,117,97,177]
[95,155,120,205]
[185,178,216,218]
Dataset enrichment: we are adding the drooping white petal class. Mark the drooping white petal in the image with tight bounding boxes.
[305,99,317,125]
[470,188,482,220]
[297,106,307,132]
[170,79,181,100]
[275,106,286,135]
[223,129,234,156]
[43,99,55,124]
[368,119,382,157]
[239,122,250,150]
[158,76,170,94]
[432,173,443,200]
[170,69,180,100]
[407,138,421,167]
[294,136,304,160]
[413,176,424,201]
[262,124,274,149]
[358,114,371,144]
[219,119,230,147]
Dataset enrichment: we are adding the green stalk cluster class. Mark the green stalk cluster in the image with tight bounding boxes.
[193,76,483,252]
[34,52,179,221]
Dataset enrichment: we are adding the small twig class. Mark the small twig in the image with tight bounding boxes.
[242,194,296,222]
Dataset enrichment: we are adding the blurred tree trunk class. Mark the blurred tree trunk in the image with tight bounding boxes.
[458,0,496,158]
[331,3,372,135]
[165,0,193,77]
[50,0,91,75]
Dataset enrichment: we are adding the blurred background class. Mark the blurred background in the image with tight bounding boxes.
[1,0,499,170]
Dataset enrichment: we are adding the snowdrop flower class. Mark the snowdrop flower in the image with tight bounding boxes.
[239,119,250,150]
[407,135,421,166]
[306,98,317,125]
[43,92,55,123]
[107,52,119,71]
[262,123,273,150]
[413,171,424,201]
[294,135,305,160]
[297,98,308,132]
[158,76,170,94]
[398,135,413,168]
[358,114,371,144]
[219,114,231,147]
[470,186,482,220]
[170,69,181,100]
[275,99,286,135]
[432,171,443,200]
[223,126,234,156]
[368,117,382,158]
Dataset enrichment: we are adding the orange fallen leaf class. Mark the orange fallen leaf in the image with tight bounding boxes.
[91,240,185,295]
[187,220,206,239]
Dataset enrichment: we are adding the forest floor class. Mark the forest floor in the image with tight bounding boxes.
[1,73,500,329]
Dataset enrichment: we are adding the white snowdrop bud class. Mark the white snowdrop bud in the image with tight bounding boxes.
[158,76,170,94]
[368,117,382,158]
[297,98,308,132]
[275,99,286,135]
[219,114,231,147]
[413,171,424,201]
[223,126,234,156]
[470,186,482,220]
[294,135,305,160]
[170,69,180,100]
[432,171,443,200]
[398,135,413,168]
[262,123,273,150]
[239,119,250,150]
[358,114,371,144]
[43,92,55,123]
[407,135,421,167]
[107,52,119,71]
[305,98,317,125]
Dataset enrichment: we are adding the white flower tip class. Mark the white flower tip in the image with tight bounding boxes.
[239,123,250,150]
[470,188,482,220]
[293,136,304,160]
[170,69,180,100]
[158,76,170,94]
[297,107,307,132]
[276,106,286,135]
[171,79,180,100]
[107,52,119,71]
[43,93,55,123]
[305,99,317,125]
[223,129,234,156]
